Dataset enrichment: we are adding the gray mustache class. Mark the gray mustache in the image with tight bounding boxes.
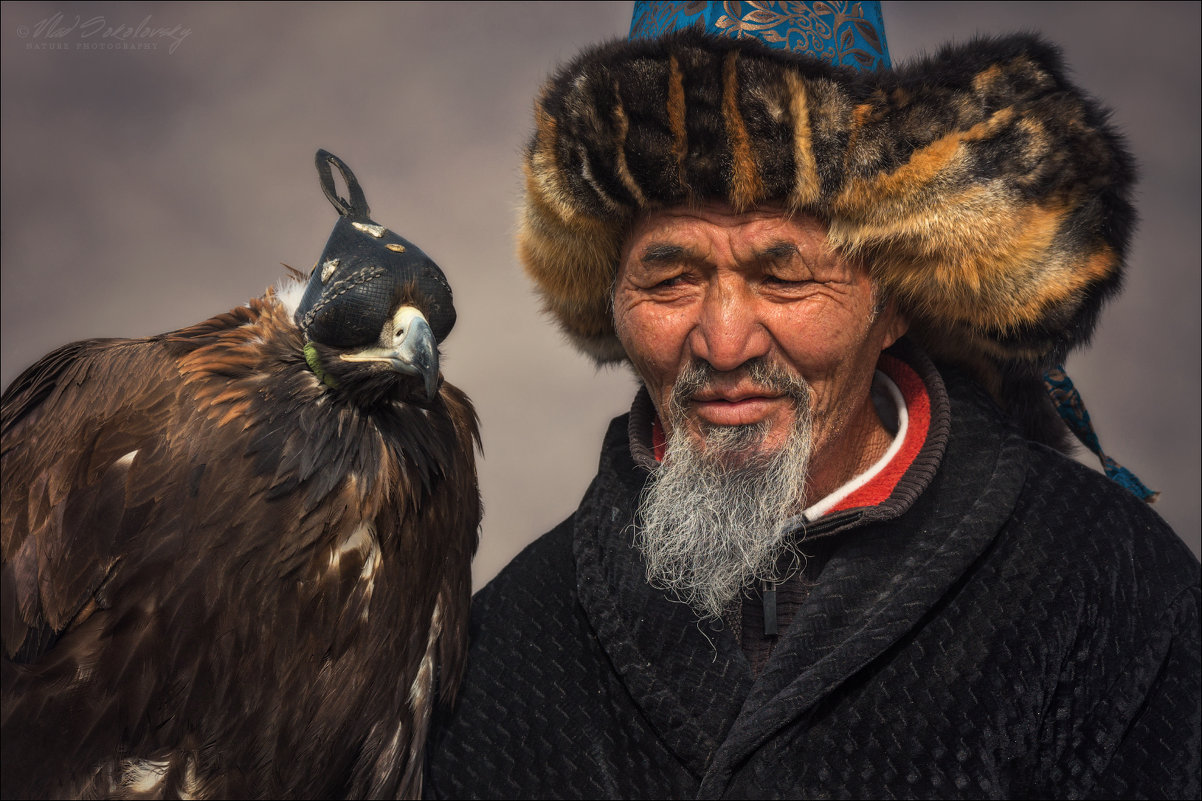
[671,358,811,411]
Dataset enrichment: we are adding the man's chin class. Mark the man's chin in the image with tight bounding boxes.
[687,422,790,469]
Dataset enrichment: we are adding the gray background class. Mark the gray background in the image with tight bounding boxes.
[2,2,1198,589]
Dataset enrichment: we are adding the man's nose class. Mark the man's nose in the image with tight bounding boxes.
[688,278,770,372]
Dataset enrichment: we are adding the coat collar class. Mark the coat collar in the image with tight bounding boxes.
[571,344,1031,784]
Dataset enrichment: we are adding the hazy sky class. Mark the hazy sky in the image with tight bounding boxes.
[2,2,1198,585]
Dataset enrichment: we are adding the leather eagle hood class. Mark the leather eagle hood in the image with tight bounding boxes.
[518,29,1135,436]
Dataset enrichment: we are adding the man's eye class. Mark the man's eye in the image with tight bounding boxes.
[763,275,805,287]
[653,275,684,289]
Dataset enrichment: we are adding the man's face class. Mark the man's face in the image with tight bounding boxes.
[613,203,907,497]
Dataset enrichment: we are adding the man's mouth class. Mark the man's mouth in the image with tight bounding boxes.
[669,359,811,433]
[689,392,786,427]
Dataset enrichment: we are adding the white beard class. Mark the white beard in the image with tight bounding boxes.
[633,360,813,620]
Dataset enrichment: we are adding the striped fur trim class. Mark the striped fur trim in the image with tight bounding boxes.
[519,30,1134,413]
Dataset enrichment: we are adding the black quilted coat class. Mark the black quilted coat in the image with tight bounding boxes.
[427,350,1201,799]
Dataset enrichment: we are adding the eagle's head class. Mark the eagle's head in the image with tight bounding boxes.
[293,150,456,406]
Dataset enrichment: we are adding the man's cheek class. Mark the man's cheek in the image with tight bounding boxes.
[621,318,682,379]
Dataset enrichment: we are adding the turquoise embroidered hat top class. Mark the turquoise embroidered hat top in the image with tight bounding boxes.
[629,1,890,69]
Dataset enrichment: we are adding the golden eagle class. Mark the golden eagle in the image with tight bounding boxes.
[0,151,480,799]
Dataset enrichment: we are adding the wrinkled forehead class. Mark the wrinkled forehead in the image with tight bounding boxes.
[620,203,848,270]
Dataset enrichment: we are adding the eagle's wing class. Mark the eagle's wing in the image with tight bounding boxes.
[1,336,180,663]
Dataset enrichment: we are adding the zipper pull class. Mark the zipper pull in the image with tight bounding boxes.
[762,578,777,637]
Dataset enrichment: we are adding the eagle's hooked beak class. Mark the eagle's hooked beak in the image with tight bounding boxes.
[340,305,439,400]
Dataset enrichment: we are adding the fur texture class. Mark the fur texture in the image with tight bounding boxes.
[519,30,1135,435]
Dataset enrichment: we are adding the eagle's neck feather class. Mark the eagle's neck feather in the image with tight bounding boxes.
[274,274,308,319]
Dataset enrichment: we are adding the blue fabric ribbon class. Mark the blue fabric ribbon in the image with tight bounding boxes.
[1044,366,1157,502]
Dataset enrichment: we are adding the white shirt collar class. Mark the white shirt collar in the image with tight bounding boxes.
[801,369,908,522]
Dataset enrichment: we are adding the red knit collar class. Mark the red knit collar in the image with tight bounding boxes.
[819,354,930,515]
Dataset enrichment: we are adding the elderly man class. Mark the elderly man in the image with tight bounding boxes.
[428,4,1200,798]
[612,205,907,624]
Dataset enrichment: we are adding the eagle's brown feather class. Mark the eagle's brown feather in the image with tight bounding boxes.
[1,287,480,799]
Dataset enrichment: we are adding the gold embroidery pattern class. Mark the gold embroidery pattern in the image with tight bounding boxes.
[631,1,889,70]
[715,1,886,68]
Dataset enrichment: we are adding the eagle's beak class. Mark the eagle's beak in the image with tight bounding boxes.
[340,305,439,400]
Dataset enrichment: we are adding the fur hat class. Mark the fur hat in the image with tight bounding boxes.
[518,26,1135,444]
